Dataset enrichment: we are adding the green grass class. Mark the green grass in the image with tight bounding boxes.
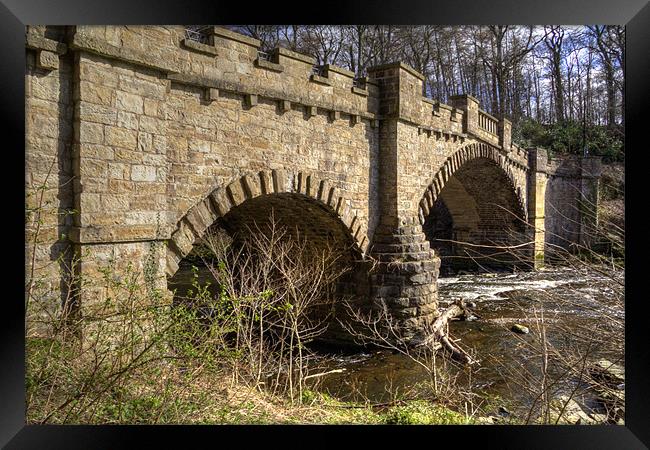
[382,400,473,425]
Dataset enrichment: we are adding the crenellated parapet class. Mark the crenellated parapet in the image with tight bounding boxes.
[65,25,381,123]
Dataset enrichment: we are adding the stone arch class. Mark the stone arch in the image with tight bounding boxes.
[165,169,370,277]
[417,142,527,225]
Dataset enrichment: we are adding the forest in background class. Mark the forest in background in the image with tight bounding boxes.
[220,25,624,162]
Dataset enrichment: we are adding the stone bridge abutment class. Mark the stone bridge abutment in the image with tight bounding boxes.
[25,25,601,342]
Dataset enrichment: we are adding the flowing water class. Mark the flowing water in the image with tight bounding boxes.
[170,263,624,420]
[310,266,624,419]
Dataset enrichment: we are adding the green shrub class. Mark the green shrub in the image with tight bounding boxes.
[513,118,623,162]
[383,400,471,425]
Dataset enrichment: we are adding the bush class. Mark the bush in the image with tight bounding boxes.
[513,118,623,162]
[384,400,471,425]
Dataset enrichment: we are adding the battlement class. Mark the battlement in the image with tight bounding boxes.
[27,25,524,154]
[32,25,380,123]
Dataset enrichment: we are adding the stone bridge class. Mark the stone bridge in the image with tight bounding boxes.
[25,25,601,341]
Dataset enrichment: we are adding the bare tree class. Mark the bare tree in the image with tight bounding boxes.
[543,26,566,123]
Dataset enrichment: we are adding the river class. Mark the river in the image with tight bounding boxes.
[309,266,624,422]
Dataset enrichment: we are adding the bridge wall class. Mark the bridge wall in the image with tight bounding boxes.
[545,155,602,252]
[25,25,601,342]
[25,33,76,322]
[32,26,383,306]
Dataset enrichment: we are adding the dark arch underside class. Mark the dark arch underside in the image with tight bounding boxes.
[168,192,369,343]
[215,193,358,253]
[423,158,528,274]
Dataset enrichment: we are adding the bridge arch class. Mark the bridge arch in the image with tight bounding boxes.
[417,142,529,272]
[165,169,370,278]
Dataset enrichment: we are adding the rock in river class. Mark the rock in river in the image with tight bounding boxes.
[548,395,606,425]
[589,359,624,384]
[511,323,530,334]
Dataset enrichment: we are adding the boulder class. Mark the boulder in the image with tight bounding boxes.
[511,323,530,334]
[589,359,624,385]
[548,395,605,425]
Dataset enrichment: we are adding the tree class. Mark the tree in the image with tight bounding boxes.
[543,26,566,123]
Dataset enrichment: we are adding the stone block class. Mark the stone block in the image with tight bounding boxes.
[242,173,261,198]
[170,221,196,256]
[181,38,218,56]
[226,180,246,205]
[37,50,59,71]
[137,131,154,153]
[166,249,181,276]
[131,165,157,182]
[79,193,102,213]
[258,171,272,195]
[387,298,409,308]
[105,126,137,149]
[245,94,258,107]
[115,90,144,114]
[255,58,284,72]
[279,100,291,113]
[143,98,160,117]
[79,102,117,125]
[78,121,105,144]
[116,111,139,130]
[209,188,232,216]
[79,81,114,106]
[185,200,216,235]
[206,88,219,102]
[310,74,330,85]
[272,169,288,193]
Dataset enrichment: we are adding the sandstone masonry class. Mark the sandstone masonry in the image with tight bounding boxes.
[25,25,601,342]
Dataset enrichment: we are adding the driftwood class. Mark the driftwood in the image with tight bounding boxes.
[303,368,346,380]
[413,299,477,365]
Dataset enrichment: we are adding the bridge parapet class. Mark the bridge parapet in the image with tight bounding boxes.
[367,62,466,139]
[449,94,514,152]
[68,25,380,123]
[510,142,529,166]
[478,109,499,135]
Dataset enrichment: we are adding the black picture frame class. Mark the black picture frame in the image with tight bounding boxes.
[4,0,648,447]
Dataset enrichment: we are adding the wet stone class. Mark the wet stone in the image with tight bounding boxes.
[510,323,530,334]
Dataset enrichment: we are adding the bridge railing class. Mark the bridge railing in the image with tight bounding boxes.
[478,109,499,136]
[184,26,213,45]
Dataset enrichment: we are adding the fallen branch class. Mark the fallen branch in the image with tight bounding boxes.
[413,299,478,365]
[303,368,346,380]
